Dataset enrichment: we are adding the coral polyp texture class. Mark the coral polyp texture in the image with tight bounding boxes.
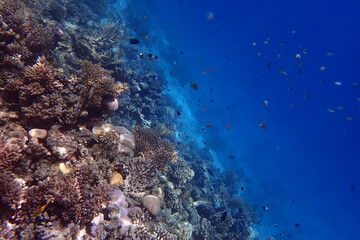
[0,0,256,239]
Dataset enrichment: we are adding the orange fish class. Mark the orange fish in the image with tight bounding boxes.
[259,123,266,129]
[191,82,198,90]
[226,125,230,131]
[202,107,208,110]
[205,125,212,128]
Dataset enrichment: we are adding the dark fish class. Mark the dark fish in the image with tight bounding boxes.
[262,206,268,210]
[266,62,271,69]
[130,38,140,44]
[170,72,174,76]
[220,211,228,221]
[154,55,159,61]
[350,184,356,191]
[240,187,246,191]
[229,155,235,159]
[139,53,144,59]
[208,169,215,177]
[295,223,300,228]
[210,99,214,102]
[147,53,153,60]
[191,82,198,90]
[274,223,278,227]
[180,50,184,54]
[177,111,181,118]
[210,87,213,92]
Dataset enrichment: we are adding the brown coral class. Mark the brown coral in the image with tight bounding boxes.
[78,60,128,110]
[19,163,111,224]
[134,126,177,171]
[0,0,55,66]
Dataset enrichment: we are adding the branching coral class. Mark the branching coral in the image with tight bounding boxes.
[78,60,128,110]
[134,126,177,171]
[0,123,28,172]
[19,163,111,224]
[17,57,83,126]
[0,0,56,67]
[119,156,158,197]
[69,22,126,68]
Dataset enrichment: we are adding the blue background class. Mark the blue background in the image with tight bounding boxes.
[119,0,360,239]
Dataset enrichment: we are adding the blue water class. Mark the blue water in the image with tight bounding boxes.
[115,0,360,239]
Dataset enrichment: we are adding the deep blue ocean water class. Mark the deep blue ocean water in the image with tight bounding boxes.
[114,0,360,239]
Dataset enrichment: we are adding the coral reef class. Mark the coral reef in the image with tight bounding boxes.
[0,0,257,239]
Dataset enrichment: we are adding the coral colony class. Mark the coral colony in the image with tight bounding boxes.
[0,0,255,239]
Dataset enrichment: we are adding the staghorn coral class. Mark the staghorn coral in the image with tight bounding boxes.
[134,126,177,171]
[18,57,83,126]
[119,156,158,198]
[0,122,28,172]
[0,0,56,67]
[78,60,128,110]
[0,170,24,213]
[68,21,126,68]
[19,162,111,224]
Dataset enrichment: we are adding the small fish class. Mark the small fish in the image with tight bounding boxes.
[295,223,300,228]
[295,53,301,60]
[328,108,335,113]
[304,93,311,99]
[325,50,334,56]
[220,211,228,221]
[334,81,343,86]
[229,155,235,159]
[266,62,271,69]
[205,125,212,128]
[353,82,358,87]
[290,104,296,108]
[141,34,149,39]
[147,53,153,60]
[202,70,207,75]
[177,111,182,118]
[346,116,354,121]
[201,107,208,110]
[129,38,140,44]
[274,223,278,228]
[32,198,54,217]
[240,187,246,191]
[336,106,345,110]
[191,82,198,90]
[259,123,266,129]
[226,125,230,131]
[210,99,214,102]
[154,55,159,61]
[180,50,184,54]
[319,66,326,71]
[264,100,269,107]
[262,206,268,210]
[279,70,288,76]
[139,53,144,59]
